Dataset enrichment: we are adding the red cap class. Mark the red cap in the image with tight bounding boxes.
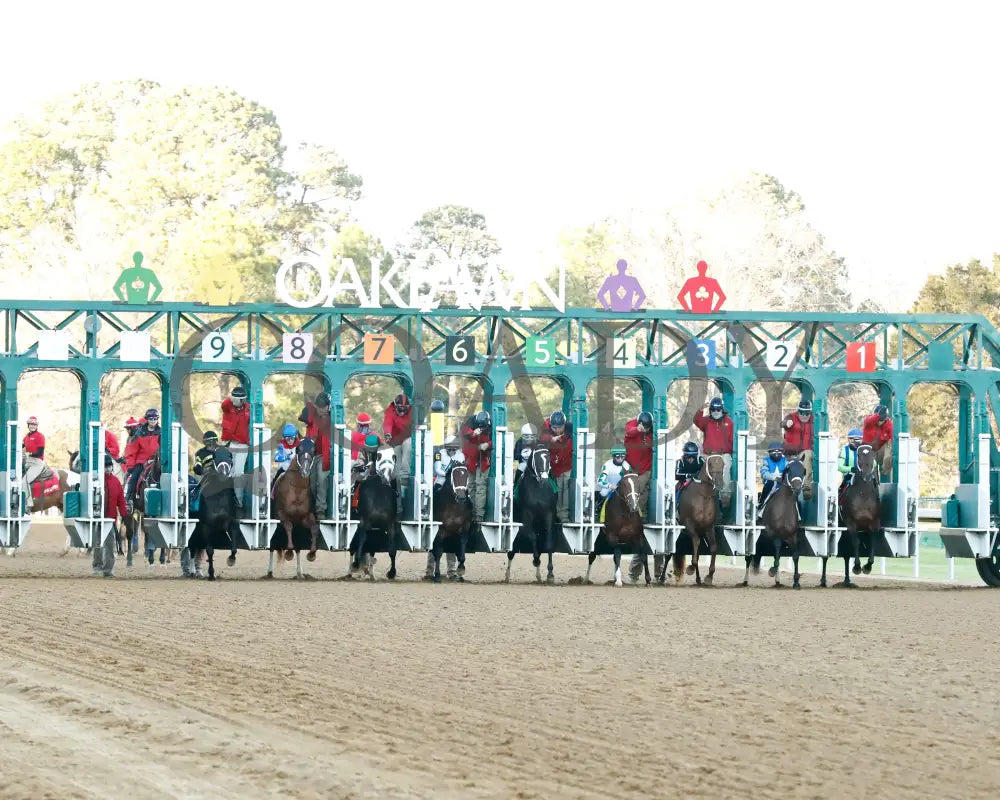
[357,412,372,424]
[125,417,139,428]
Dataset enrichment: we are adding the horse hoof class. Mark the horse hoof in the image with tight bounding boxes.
[820,579,827,588]
[307,551,317,562]
[457,565,466,575]
[742,580,749,587]
[773,581,782,588]
[685,565,695,576]
[703,575,713,586]
[226,555,236,567]
[261,572,274,580]
[432,575,441,583]
[793,582,801,590]
[387,568,397,580]
[284,550,294,561]
[546,574,555,585]
[852,563,861,575]
[422,574,433,581]
[862,564,872,575]
[207,575,216,582]
[768,567,777,578]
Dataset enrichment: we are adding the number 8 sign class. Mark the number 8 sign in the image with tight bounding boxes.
[282,332,314,364]
[201,331,232,363]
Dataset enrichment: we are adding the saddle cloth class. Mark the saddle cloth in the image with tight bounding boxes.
[30,473,60,499]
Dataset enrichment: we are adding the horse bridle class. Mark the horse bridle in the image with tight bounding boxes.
[449,465,469,495]
[851,444,877,484]
[694,453,724,491]
[619,472,640,511]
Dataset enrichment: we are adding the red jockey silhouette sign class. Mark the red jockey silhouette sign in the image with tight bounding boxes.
[676,260,726,313]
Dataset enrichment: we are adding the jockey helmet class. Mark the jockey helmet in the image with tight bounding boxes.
[709,397,724,411]
[549,410,566,429]
[611,446,626,464]
[364,433,380,448]
[637,411,653,430]
[848,428,862,446]
[26,416,38,428]
[393,394,411,415]
[875,404,889,420]
[444,435,459,452]
[768,442,784,456]
[797,399,813,414]
[144,408,159,422]
[356,412,372,431]
[202,430,219,444]
[104,454,114,469]
[315,392,331,408]
[281,423,297,438]
[230,386,247,400]
[473,410,491,429]
[682,441,699,461]
[520,423,538,442]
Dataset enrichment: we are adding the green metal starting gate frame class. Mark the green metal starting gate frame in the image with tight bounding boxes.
[0,300,998,583]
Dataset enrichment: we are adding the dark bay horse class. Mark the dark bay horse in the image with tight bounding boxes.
[130,454,167,565]
[187,448,240,581]
[584,472,651,586]
[672,456,723,585]
[431,463,473,582]
[505,446,558,584]
[351,448,402,580]
[822,443,881,587]
[746,459,805,588]
[267,438,322,579]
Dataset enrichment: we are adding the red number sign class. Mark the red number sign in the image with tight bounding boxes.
[846,341,876,373]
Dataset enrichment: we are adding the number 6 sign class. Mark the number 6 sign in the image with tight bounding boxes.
[282,332,314,364]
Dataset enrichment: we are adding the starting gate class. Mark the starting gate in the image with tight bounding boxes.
[399,424,435,550]
[63,422,112,550]
[1,299,999,584]
[561,426,596,553]
[0,420,31,548]
[143,422,195,550]
[724,431,758,556]
[799,432,841,557]
[876,432,920,557]
[644,429,679,556]
[318,422,355,550]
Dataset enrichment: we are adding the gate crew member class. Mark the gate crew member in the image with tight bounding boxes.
[595,447,631,517]
[462,410,492,524]
[299,393,333,518]
[838,428,863,493]
[782,398,814,497]
[512,423,538,490]
[93,453,129,578]
[539,410,573,523]
[221,386,251,506]
[694,397,734,506]
[863,404,893,478]
[102,424,123,480]
[424,435,465,580]
[22,416,47,510]
[382,394,413,516]
[626,411,655,581]
[757,442,788,517]
[124,409,161,509]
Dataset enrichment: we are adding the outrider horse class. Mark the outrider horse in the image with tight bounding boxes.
[745,459,805,589]
[351,449,402,580]
[187,447,240,581]
[431,463,473,582]
[822,442,881,588]
[583,472,651,586]
[267,437,322,579]
[27,452,80,514]
[506,446,558,584]
[671,456,723,585]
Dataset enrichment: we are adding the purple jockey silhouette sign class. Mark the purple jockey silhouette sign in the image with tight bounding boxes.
[597,259,646,312]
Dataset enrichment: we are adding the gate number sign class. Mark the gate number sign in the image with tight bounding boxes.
[765,341,794,371]
[282,332,314,364]
[525,336,557,367]
[607,337,637,369]
[846,341,876,373]
[363,333,395,365]
[686,339,717,369]
[445,335,475,366]
[201,331,232,363]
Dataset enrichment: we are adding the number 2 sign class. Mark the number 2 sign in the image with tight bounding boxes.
[765,341,794,371]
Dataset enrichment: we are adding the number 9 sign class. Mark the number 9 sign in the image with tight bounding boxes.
[202,331,232,363]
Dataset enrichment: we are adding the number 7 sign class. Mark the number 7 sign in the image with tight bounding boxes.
[846,341,876,373]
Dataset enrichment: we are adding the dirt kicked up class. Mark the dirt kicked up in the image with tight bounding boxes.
[1,522,998,799]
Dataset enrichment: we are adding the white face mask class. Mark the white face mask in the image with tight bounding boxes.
[710,411,723,420]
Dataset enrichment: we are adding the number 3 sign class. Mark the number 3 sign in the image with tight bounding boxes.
[282,333,314,364]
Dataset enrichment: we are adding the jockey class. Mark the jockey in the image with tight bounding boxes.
[433,435,465,489]
[674,441,704,505]
[540,410,573,522]
[513,423,538,489]
[22,416,47,510]
[757,442,788,516]
[220,386,251,482]
[193,431,219,477]
[271,424,301,496]
[124,408,161,508]
[383,394,413,510]
[595,447,631,515]
[838,428,864,491]
[351,412,373,459]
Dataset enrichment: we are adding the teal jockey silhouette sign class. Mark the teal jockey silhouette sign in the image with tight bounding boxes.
[113,251,163,303]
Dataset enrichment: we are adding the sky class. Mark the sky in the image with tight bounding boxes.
[2,1,998,308]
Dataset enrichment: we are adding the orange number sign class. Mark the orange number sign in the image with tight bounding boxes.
[363,333,395,364]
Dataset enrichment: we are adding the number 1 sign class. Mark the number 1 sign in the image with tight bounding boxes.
[846,341,876,373]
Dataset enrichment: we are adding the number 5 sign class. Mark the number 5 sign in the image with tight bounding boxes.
[525,336,557,367]
[282,333,314,364]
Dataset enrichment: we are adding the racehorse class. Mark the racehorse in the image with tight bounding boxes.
[745,459,805,588]
[350,448,402,580]
[123,452,167,565]
[822,442,881,587]
[267,437,322,579]
[505,446,558,584]
[187,448,239,581]
[23,451,80,514]
[583,472,651,586]
[671,456,723,585]
[430,463,473,582]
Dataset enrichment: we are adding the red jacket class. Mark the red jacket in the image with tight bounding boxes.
[105,430,121,460]
[124,425,160,470]
[782,413,814,454]
[462,419,492,473]
[220,398,250,445]
[104,473,127,520]
[624,420,653,474]
[863,414,893,446]
[382,404,413,444]
[350,430,368,461]
[299,403,332,469]
[22,431,45,458]
[693,409,734,454]
[539,421,573,477]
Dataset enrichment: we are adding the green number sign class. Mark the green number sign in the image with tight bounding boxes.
[525,336,557,367]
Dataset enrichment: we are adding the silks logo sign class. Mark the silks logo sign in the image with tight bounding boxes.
[275,255,566,313]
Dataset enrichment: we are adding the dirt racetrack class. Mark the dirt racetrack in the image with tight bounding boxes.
[1,522,999,799]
